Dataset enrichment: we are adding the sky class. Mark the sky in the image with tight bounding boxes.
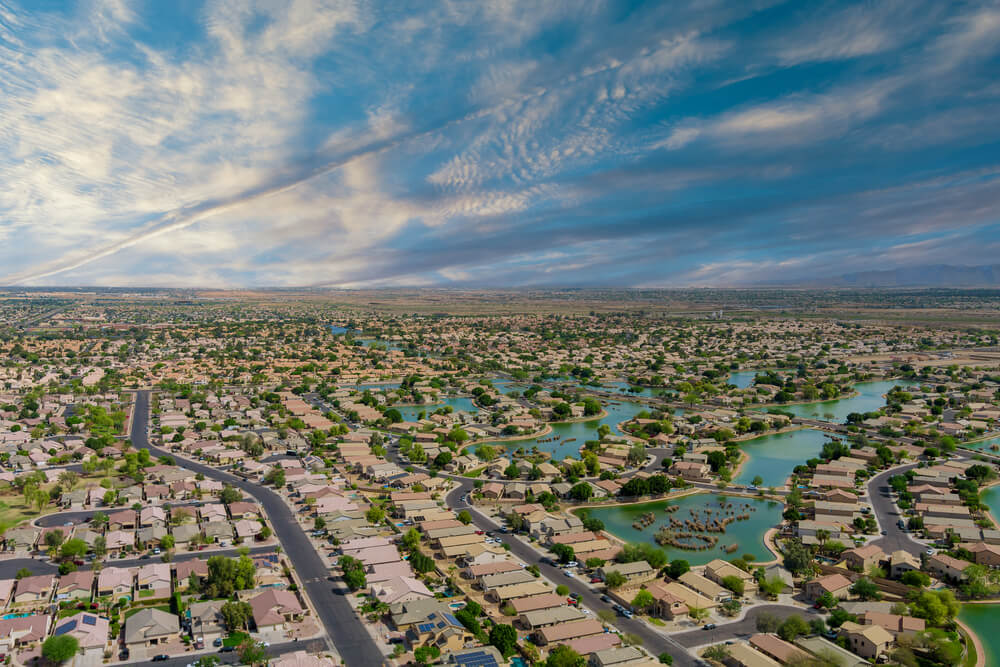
[1,0,999,288]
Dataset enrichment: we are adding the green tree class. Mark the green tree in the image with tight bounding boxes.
[667,559,690,579]
[605,571,627,589]
[237,640,268,667]
[758,575,786,599]
[402,527,421,551]
[910,589,959,626]
[545,644,586,667]
[489,623,518,657]
[849,577,881,601]
[551,543,575,564]
[457,510,472,525]
[777,615,810,641]
[721,575,745,596]
[219,486,241,504]
[631,589,655,612]
[42,635,79,663]
[203,555,256,597]
[59,538,87,560]
[220,601,253,631]
[414,645,441,665]
[569,482,593,501]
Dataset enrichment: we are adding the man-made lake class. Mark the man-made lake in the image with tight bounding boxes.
[780,379,919,423]
[597,381,663,398]
[499,399,649,461]
[734,429,831,488]
[395,396,479,422]
[579,493,782,566]
[959,604,1000,667]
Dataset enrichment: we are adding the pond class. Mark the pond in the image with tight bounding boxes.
[728,369,794,389]
[959,603,1000,667]
[357,338,408,352]
[778,379,919,424]
[597,381,666,398]
[329,325,361,335]
[395,396,479,422]
[497,399,650,461]
[734,428,833,489]
[578,493,782,566]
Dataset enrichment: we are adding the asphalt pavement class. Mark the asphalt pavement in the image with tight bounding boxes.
[129,391,387,666]
[669,605,813,648]
[446,482,702,667]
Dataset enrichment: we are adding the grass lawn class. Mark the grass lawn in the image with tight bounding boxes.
[58,608,84,619]
[958,626,978,667]
[0,497,59,535]
[223,632,250,647]
[139,590,154,598]
[646,617,665,626]
[462,467,486,478]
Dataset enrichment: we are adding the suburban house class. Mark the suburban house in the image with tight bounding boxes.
[12,574,54,607]
[249,589,304,632]
[803,573,852,602]
[56,570,94,601]
[839,621,893,660]
[188,600,227,643]
[0,615,49,652]
[52,613,109,657]
[124,607,179,648]
[97,567,134,599]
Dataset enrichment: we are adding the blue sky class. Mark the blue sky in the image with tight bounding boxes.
[1,0,999,288]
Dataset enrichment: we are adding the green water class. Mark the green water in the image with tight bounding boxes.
[959,603,1000,667]
[580,493,783,566]
[780,379,919,423]
[734,429,832,488]
[499,399,649,461]
[396,396,479,421]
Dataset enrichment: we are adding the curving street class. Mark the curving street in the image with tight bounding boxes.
[129,390,387,666]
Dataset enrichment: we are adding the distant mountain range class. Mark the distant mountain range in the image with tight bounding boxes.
[804,264,1000,288]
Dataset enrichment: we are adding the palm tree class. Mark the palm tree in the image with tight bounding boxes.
[816,529,830,552]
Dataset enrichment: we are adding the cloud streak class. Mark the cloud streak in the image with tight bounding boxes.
[0,0,998,288]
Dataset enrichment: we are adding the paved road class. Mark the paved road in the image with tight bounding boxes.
[670,605,813,648]
[445,482,701,667]
[129,391,387,666]
[36,498,207,528]
[865,462,926,556]
[136,638,327,667]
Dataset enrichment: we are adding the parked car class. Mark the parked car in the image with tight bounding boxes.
[152,655,170,662]
[703,624,717,630]
[564,570,574,577]
[600,595,611,603]
[590,576,602,584]
[220,646,236,653]
[213,638,223,647]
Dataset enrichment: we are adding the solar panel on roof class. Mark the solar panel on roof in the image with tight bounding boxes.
[417,623,435,633]
[427,612,437,619]
[443,612,461,627]
[55,621,77,635]
[456,651,498,667]
[436,621,445,628]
